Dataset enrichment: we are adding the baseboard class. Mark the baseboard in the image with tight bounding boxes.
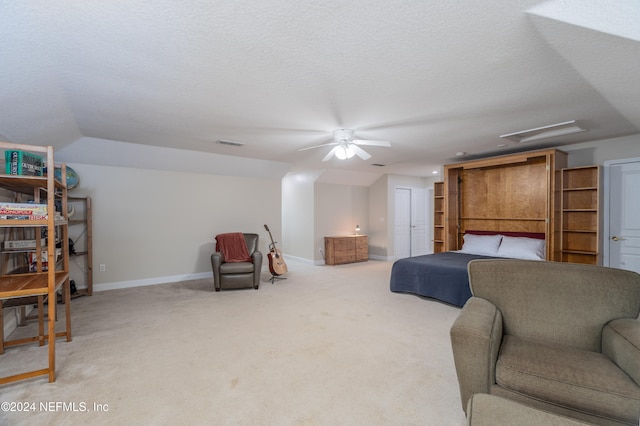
[93,263,287,292]
[94,271,213,292]
[368,254,393,261]
[280,254,316,265]
[92,254,392,293]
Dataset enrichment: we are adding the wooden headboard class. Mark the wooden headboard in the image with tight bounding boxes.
[442,148,567,260]
[465,230,545,240]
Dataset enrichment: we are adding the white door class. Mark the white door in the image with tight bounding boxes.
[411,189,429,257]
[605,159,640,273]
[394,187,430,259]
[394,188,412,259]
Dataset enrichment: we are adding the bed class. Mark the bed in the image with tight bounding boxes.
[390,231,546,307]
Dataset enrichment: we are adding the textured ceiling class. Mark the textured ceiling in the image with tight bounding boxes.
[1,0,638,183]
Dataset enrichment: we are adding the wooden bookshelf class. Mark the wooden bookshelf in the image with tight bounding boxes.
[561,166,600,265]
[0,142,71,384]
[433,182,445,253]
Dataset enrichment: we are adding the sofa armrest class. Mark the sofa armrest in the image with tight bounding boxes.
[252,250,263,288]
[602,318,640,386]
[211,252,223,290]
[211,252,224,265]
[450,297,503,413]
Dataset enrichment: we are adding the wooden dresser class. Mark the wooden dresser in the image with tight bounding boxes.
[324,236,368,265]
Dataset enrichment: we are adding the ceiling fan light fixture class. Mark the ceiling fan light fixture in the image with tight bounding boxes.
[335,144,355,160]
[302,128,390,161]
[500,120,587,143]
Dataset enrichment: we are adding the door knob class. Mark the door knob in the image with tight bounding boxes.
[611,236,626,241]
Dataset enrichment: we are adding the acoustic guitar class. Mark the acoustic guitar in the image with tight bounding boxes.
[264,224,288,276]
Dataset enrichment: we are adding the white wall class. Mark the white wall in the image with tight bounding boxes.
[563,134,640,167]
[282,172,371,264]
[281,171,319,261]
[68,163,281,290]
[368,175,389,260]
[314,183,369,263]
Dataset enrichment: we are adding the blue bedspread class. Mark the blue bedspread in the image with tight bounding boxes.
[389,252,497,307]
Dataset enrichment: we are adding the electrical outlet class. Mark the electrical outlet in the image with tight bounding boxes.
[99,264,106,272]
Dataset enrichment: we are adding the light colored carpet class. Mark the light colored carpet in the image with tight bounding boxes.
[1,259,467,426]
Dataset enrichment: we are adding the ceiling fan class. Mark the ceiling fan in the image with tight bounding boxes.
[298,129,391,161]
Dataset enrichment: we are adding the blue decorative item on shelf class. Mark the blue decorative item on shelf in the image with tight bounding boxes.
[54,166,80,191]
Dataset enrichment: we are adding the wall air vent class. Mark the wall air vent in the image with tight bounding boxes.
[217,139,245,147]
[500,120,587,143]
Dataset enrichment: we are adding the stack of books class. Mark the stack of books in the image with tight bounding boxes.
[4,150,44,176]
[0,202,48,220]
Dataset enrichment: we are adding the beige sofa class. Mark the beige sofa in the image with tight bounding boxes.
[450,259,640,426]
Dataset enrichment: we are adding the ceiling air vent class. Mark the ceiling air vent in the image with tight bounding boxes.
[217,139,245,147]
[500,120,586,143]
[371,163,386,167]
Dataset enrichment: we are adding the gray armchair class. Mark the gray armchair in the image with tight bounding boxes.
[211,233,262,291]
[450,259,640,426]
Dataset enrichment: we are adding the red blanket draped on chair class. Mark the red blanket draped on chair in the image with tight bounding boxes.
[215,232,252,263]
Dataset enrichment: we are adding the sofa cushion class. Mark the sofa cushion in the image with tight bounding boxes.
[219,261,254,274]
[496,335,640,425]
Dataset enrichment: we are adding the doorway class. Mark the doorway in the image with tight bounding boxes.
[603,157,640,273]
[394,187,430,259]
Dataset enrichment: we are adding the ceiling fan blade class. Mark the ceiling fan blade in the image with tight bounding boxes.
[352,139,391,147]
[298,142,337,151]
[349,144,372,160]
[322,146,340,161]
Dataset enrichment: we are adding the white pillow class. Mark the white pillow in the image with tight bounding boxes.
[497,236,545,260]
[459,233,502,256]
